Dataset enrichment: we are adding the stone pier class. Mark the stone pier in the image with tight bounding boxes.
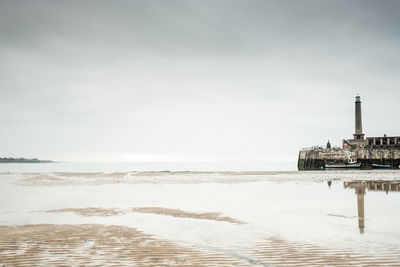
[298,147,400,170]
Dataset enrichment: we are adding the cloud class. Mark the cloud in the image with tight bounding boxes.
[0,0,400,162]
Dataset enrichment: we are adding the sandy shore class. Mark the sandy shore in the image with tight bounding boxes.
[1,224,399,266]
[0,224,245,266]
[2,171,400,266]
[14,170,400,186]
[46,207,245,224]
[252,236,400,266]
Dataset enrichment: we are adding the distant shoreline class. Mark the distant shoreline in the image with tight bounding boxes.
[0,158,53,163]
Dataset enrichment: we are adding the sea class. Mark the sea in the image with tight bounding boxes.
[0,160,298,173]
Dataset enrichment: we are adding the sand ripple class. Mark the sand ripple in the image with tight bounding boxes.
[0,224,246,266]
[1,224,399,266]
[252,236,400,266]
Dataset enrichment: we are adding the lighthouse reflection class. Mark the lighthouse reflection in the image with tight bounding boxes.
[343,180,400,233]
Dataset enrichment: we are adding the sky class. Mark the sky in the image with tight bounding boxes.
[1,0,400,162]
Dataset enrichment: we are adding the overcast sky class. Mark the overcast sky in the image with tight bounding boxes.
[1,0,400,162]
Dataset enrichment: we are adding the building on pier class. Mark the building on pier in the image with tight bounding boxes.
[298,96,400,170]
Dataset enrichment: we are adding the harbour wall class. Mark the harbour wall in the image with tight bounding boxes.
[298,147,400,170]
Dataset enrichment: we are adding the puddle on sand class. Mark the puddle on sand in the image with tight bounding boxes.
[0,172,400,265]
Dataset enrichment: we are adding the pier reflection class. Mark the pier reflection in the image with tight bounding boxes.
[344,180,400,233]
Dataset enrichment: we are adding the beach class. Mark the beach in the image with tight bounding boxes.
[1,167,400,266]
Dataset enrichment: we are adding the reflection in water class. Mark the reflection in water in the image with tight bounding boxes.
[356,185,365,233]
[344,180,400,234]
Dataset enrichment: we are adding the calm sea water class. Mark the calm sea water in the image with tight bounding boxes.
[0,161,297,173]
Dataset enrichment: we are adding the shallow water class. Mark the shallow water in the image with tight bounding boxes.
[0,161,297,172]
[1,166,400,265]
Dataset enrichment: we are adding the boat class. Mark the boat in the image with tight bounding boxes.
[372,164,391,169]
[326,153,361,168]
[326,162,361,168]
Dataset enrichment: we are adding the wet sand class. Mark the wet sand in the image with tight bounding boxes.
[1,170,400,266]
[1,224,399,266]
[252,236,400,266]
[0,224,244,266]
[47,207,123,217]
[15,170,400,186]
[47,207,245,224]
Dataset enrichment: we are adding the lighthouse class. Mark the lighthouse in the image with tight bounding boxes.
[353,95,365,140]
[298,95,400,170]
